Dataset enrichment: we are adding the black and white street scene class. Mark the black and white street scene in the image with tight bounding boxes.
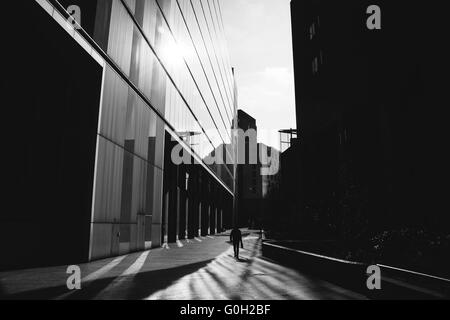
[1,0,449,302]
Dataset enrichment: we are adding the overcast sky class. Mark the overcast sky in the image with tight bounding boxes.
[221,0,296,150]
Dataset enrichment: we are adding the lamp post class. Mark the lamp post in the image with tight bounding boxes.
[232,67,239,229]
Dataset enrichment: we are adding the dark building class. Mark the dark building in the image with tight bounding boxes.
[259,143,281,230]
[2,0,236,270]
[290,0,450,238]
[236,110,262,228]
[278,138,301,234]
[260,143,280,200]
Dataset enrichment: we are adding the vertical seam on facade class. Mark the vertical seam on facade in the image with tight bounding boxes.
[205,0,234,117]
[198,0,233,123]
[189,0,232,129]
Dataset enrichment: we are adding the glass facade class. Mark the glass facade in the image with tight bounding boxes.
[87,0,235,185]
[37,0,236,260]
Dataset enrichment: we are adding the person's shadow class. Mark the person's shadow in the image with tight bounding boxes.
[228,254,248,263]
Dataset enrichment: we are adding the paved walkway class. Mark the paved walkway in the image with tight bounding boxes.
[0,231,366,300]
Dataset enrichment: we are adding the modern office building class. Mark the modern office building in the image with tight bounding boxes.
[2,0,236,269]
[290,0,450,235]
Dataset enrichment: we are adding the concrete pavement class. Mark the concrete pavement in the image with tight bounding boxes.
[0,231,366,300]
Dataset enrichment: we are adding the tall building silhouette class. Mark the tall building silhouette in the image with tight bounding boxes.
[290,0,450,235]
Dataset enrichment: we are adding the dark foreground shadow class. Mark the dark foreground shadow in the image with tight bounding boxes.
[1,259,215,300]
[0,284,6,300]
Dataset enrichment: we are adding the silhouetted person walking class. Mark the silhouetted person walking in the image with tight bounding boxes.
[230,227,244,259]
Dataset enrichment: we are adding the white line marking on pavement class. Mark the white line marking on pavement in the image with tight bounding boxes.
[207,236,215,239]
[121,251,150,277]
[176,240,184,248]
[93,251,151,299]
[55,255,128,300]
[82,256,128,282]
[194,237,202,242]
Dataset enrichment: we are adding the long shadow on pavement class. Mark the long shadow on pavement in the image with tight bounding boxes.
[126,259,215,300]
[2,259,215,300]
